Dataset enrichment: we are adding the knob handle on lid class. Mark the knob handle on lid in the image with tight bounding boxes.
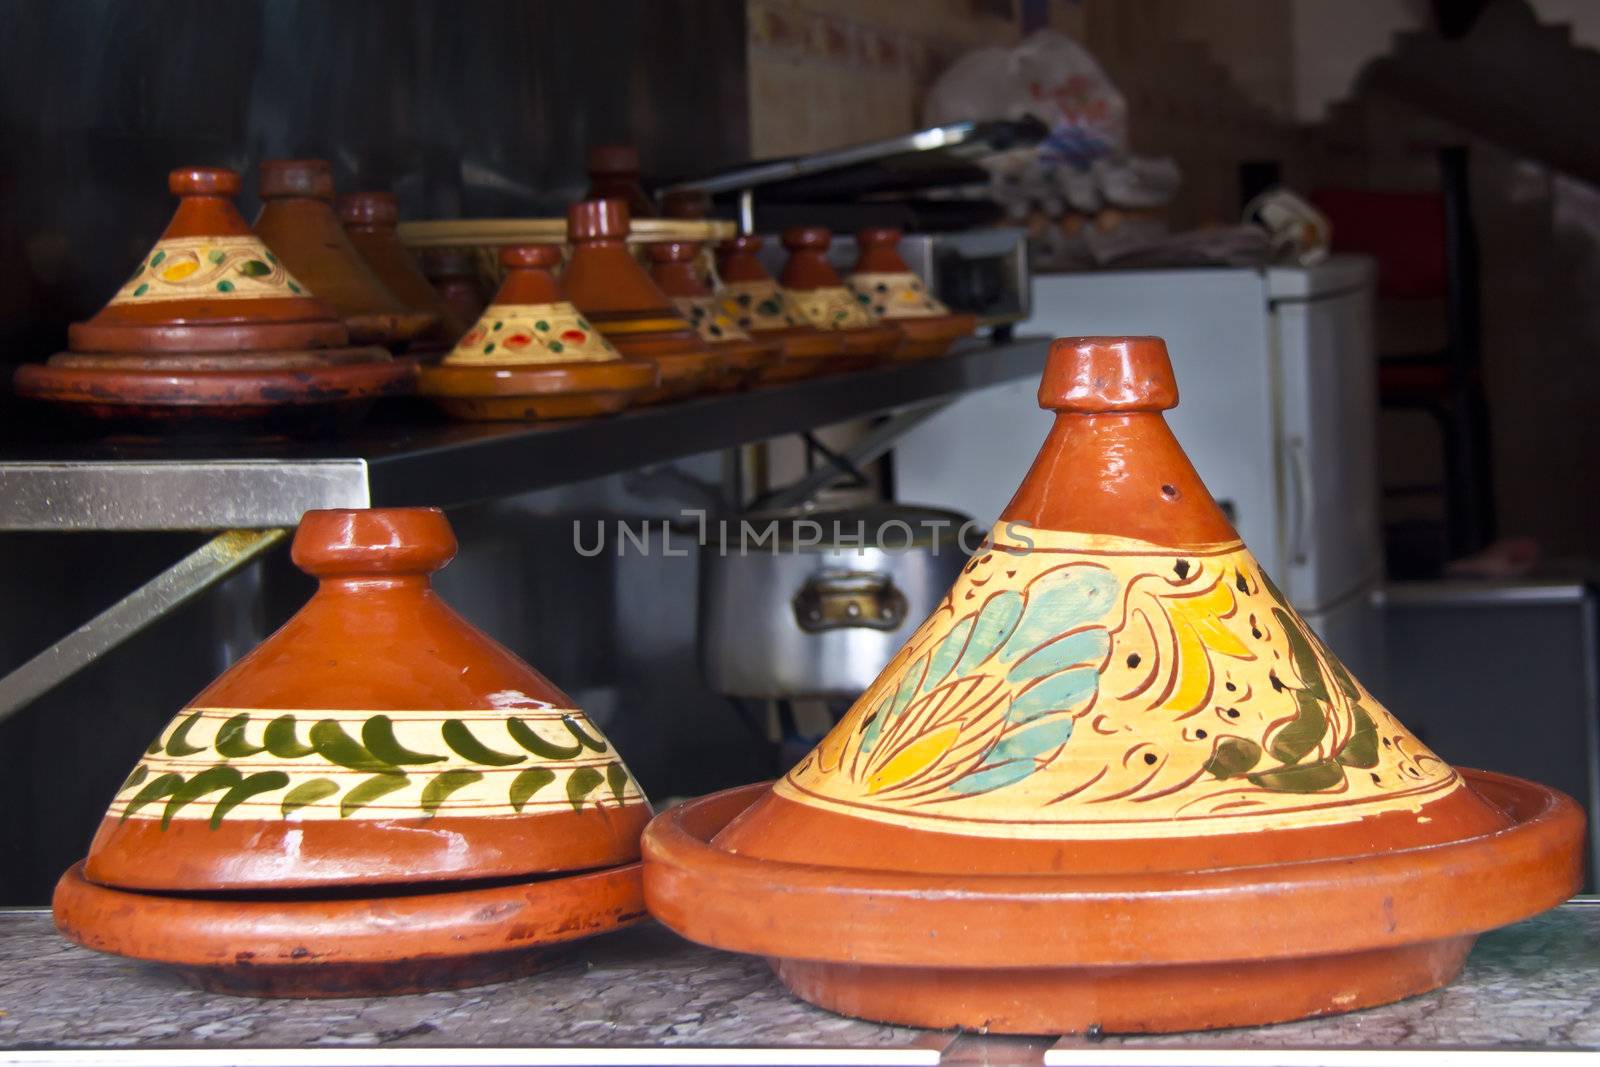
[169,167,241,198]
[646,241,698,264]
[1038,336,1179,414]
[586,144,640,176]
[258,158,336,200]
[567,198,630,241]
[500,244,563,269]
[337,191,398,226]
[718,234,763,254]
[291,508,458,577]
[782,226,831,251]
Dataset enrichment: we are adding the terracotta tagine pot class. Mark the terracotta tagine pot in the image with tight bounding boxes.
[419,246,491,331]
[561,198,721,404]
[253,159,437,347]
[339,191,467,348]
[778,226,902,365]
[848,227,977,360]
[12,166,408,432]
[585,144,656,218]
[647,240,780,391]
[715,234,851,380]
[54,507,652,997]
[643,336,1585,1035]
[418,244,656,421]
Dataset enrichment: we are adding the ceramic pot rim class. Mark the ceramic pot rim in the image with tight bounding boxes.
[642,770,1584,969]
[54,860,644,968]
[419,358,657,399]
[14,355,412,407]
[890,312,978,341]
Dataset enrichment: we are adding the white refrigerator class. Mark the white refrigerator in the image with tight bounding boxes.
[895,256,1383,679]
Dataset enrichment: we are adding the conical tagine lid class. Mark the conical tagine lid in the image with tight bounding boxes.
[644,337,1582,1035]
[718,337,1508,870]
[85,508,650,893]
[847,226,952,319]
[253,159,437,345]
[68,167,348,354]
[444,245,623,367]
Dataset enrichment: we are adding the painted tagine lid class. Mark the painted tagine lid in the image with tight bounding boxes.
[254,160,437,346]
[12,167,406,427]
[847,227,977,360]
[779,227,902,362]
[643,337,1584,1034]
[715,233,849,378]
[418,245,656,421]
[647,240,779,390]
[81,507,652,892]
[339,191,467,343]
[560,198,720,403]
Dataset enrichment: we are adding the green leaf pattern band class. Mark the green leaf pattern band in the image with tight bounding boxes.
[111,708,644,826]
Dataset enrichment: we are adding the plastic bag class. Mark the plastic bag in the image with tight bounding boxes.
[923,30,1128,167]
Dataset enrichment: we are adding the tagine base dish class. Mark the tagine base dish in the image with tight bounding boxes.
[643,772,1583,1034]
[13,353,412,431]
[707,339,780,393]
[888,313,979,361]
[418,359,656,421]
[750,329,848,380]
[54,860,645,999]
[835,323,902,365]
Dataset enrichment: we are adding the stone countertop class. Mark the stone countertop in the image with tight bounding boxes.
[1,901,1597,1065]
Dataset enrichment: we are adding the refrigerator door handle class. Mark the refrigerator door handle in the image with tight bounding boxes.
[1287,434,1311,566]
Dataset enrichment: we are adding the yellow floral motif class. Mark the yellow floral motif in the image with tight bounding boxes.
[785,285,880,330]
[109,235,310,304]
[672,296,755,343]
[779,525,1461,839]
[444,303,620,367]
[846,271,950,319]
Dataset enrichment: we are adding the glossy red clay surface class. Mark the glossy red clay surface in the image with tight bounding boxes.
[56,860,645,998]
[254,159,436,346]
[418,244,656,421]
[57,507,653,996]
[647,771,1580,1033]
[642,335,1586,1033]
[562,199,719,403]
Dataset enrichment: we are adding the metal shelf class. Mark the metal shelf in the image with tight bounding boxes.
[0,335,1048,531]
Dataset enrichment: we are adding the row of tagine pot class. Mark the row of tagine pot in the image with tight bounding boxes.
[11,162,977,434]
[53,336,1584,1034]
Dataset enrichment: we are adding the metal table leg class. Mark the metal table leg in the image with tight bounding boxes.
[0,528,287,723]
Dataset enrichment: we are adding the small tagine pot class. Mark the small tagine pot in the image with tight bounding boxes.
[848,227,976,360]
[715,234,850,380]
[12,167,408,432]
[561,198,721,404]
[254,160,437,347]
[55,508,652,997]
[779,226,902,364]
[339,191,467,349]
[585,144,657,218]
[418,245,656,421]
[647,240,780,391]
[643,336,1584,1035]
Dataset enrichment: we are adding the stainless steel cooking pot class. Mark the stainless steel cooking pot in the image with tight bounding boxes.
[698,504,975,699]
